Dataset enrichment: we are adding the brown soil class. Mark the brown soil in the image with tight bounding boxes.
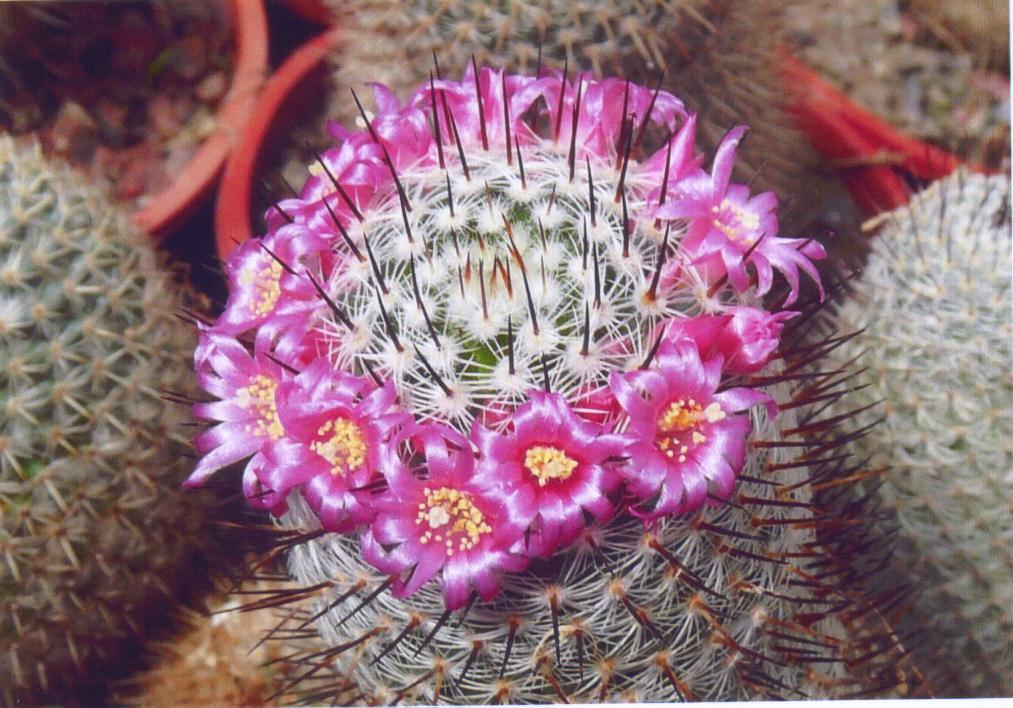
[0,1,233,210]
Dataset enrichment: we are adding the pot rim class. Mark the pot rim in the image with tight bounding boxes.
[214,29,340,262]
[133,0,269,239]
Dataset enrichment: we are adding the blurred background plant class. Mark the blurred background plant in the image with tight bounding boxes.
[829,170,1012,697]
[0,137,215,704]
[785,0,1009,169]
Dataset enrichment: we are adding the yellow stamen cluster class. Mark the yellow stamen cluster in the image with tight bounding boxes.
[656,398,725,462]
[311,417,367,475]
[712,199,760,243]
[524,445,580,487]
[238,258,284,317]
[240,375,283,439]
[416,487,491,556]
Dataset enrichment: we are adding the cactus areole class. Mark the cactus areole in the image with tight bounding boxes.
[187,65,825,610]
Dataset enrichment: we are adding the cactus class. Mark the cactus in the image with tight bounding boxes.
[187,65,918,702]
[0,136,211,703]
[314,0,841,237]
[830,170,1013,697]
[113,578,324,706]
[907,0,1010,71]
[325,0,704,89]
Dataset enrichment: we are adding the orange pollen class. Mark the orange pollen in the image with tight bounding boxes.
[711,199,760,243]
[238,259,284,316]
[415,487,491,555]
[310,417,366,475]
[524,446,579,487]
[240,375,283,440]
[656,398,725,463]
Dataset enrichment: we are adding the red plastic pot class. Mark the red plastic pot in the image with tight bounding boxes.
[282,0,334,26]
[214,29,340,262]
[133,0,268,239]
[782,55,971,217]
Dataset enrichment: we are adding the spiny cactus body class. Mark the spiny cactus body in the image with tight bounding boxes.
[831,170,1012,697]
[0,137,210,703]
[188,64,914,702]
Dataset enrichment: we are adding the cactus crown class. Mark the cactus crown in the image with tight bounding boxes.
[0,136,207,702]
[316,79,700,429]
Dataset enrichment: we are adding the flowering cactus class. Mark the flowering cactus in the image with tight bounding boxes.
[184,65,911,701]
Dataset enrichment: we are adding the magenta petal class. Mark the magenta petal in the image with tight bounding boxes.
[370,509,418,545]
[702,417,750,470]
[680,461,709,512]
[472,548,526,600]
[610,370,659,428]
[572,464,618,506]
[360,530,408,576]
[185,428,260,488]
[259,439,319,489]
[441,555,473,610]
[395,546,445,599]
[707,457,737,500]
[715,387,775,415]
[643,473,686,518]
[502,483,537,528]
[720,245,752,292]
[242,454,288,514]
[625,447,670,497]
[711,126,748,196]
[468,555,504,602]
[303,474,362,532]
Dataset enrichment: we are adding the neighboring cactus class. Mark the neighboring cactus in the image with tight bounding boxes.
[0,137,211,703]
[830,170,1012,697]
[326,0,704,90]
[907,0,1010,71]
[187,66,916,702]
[315,0,842,236]
[113,579,321,706]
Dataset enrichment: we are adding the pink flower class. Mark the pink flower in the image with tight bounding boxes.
[366,83,436,169]
[656,127,826,304]
[361,424,528,609]
[254,358,411,531]
[576,76,684,158]
[664,308,797,375]
[185,329,292,512]
[472,392,625,557]
[610,339,772,521]
[298,128,390,223]
[413,65,687,165]
[640,113,705,208]
[539,72,685,160]
[215,226,330,348]
[411,63,548,154]
[293,85,435,233]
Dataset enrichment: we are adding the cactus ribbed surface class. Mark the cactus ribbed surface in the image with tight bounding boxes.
[832,170,1012,697]
[281,402,901,703]
[0,137,210,703]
